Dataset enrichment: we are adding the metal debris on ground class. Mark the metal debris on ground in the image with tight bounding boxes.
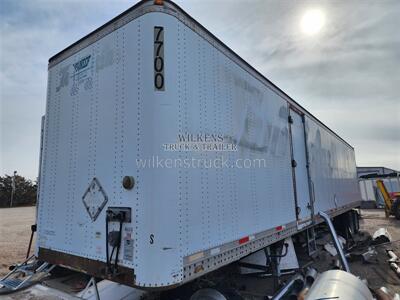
[387,250,399,263]
[331,259,341,269]
[374,287,392,300]
[270,273,304,300]
[390,262,400,278]
[386,250,400,278]
[304,270,373,300]
[374,286,400,300]
[361,247,378,263]
[323,235,346,257]
[373,228,392,245]
[324,243,338,257]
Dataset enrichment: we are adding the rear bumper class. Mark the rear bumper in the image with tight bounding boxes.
[38,247,135,287]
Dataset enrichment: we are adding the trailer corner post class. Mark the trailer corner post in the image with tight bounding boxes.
[319,211,350,273]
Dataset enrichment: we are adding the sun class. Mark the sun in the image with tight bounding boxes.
[301,9,325,35]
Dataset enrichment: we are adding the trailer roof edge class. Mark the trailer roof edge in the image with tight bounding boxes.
[48,0,354,150]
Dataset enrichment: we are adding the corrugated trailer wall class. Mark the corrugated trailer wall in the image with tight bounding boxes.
[306,118,359,213]
[37,0,361,289]
[127,11,298,285]
[173,15,296,253]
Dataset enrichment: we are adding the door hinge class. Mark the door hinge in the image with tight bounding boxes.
[288,115,293,124]
[296,206,301,216]
[291,159,297,168]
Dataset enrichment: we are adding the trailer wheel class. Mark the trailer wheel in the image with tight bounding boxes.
[393,198,400,220]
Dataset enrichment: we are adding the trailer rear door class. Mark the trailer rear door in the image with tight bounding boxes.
[289,108,312,227]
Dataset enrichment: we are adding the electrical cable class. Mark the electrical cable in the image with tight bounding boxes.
[105,211,125,275]
[114,218,123,272]
[110,246,116,263]
[105,213,111,273]
[267,243,289,259]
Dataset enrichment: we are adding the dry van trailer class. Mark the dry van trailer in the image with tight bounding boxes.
[36,0,361,289]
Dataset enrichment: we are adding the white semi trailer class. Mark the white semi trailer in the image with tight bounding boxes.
[33,0,360,291]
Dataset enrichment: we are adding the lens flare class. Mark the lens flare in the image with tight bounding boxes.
[301,9,325,35]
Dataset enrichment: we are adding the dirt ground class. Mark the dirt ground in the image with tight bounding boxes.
[0,206,36,276]
[0,207,399,297]
[354,209,400,293]
[359,209,400,240]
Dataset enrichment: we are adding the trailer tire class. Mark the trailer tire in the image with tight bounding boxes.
[393,198,400,220]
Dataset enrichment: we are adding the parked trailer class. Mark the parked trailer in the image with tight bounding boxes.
[36,0,360,289]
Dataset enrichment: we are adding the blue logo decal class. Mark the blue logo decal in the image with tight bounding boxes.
[73,55,91,72]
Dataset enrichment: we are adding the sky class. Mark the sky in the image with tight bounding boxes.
[1,0,399,180]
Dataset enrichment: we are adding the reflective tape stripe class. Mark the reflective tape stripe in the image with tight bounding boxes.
[239,236,249,244]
